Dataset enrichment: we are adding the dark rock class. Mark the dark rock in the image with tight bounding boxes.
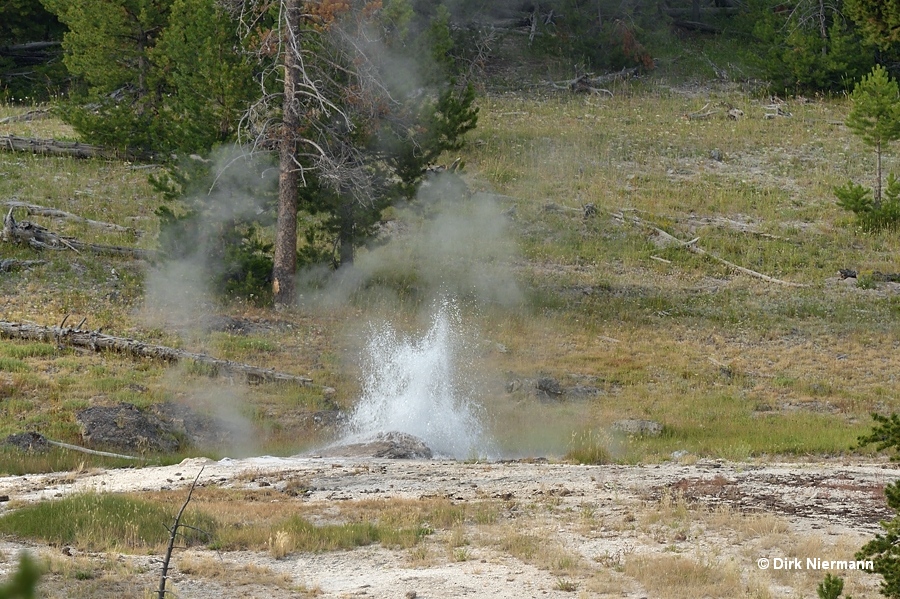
[5,431,50,452]
[316,431,433,459]
[567,385,601,399]
[873,271,900,283]
[150,402,238,448]
[76,401,249,452]
[77,403,179,453]
[612,419,663,437]
[536,376,563,398]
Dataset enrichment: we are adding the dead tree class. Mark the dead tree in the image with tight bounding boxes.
[158,468,205,599]
[0,320,315,386]
[2,209,155,259]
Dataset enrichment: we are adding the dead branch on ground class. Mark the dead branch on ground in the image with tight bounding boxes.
[687,102,720,120]
[45,437,147,461]
[0,320,316,387]
[0,258,46,272]
[3,209,156,259]
[0,135,119,159]
[4,201,139,236]
[682,215,793,243]
[614,211,808,288]
[548,68,637,95]
[0,109,52,125]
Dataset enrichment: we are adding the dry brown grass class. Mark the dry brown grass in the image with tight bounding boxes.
[488,524,585,576]
[623,553,743,599]
[177,553,294,588]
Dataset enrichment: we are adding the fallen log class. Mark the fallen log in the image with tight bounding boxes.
[671,20,723,34]
[548,68,637,95]
[687,102,720,120]
[4,201,139,236]
[3,209,156,259]
[46,438,147,461]
[0,135,118,159]
[0,258,46,272]
[0,109,52,125]
[614,211,808,288]
[0,321,315,387]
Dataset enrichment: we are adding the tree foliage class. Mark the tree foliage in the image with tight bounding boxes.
[817,573,848,599]
[745,0,874,93]
[0,553,41,599]
[235,0,478,273]
[135,0,478,301]
[845,0,900,49]
[0,0,65,101]
[856,413,900,598]
[835,65,900,226]
[529,0,656,71]
[846,65,900,155]
[42,0,256,155]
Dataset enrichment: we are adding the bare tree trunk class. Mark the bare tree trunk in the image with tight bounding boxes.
[273,0,301,307]
[818,0,827,56]
[877,140,883,207]
[338,197,354,267]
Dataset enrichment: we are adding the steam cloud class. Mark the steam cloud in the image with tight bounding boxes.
[140,148,276,453]
[299,173,523,310]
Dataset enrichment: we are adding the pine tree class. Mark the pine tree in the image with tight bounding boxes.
[845,65,900,205]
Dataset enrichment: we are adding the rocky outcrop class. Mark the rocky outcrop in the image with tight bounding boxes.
[314,431,434,459]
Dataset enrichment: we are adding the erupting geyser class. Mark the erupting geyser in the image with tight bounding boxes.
[342,301,490,459]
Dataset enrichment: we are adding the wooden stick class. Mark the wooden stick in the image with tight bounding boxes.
[0,258,46,272]
[0,135,118,159]
[45,438,147,461]
[616,212,808,288]
[158,468,205,599]
[3,201,138,235]
[0,109,51,125]
[0,321,316,387]
[2,210,156,259]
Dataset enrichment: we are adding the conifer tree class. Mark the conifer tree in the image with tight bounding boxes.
[844,65,900,205]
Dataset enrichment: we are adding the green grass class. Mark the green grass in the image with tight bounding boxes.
[1,72,900,466]
[0,493,214,551]
[0,490,414,554]
[276,515,426,552]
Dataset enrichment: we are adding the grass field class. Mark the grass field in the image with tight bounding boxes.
[1,73,897,470]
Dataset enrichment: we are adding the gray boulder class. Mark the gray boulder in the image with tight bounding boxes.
[77,403,180,453]
[315,431,434,459]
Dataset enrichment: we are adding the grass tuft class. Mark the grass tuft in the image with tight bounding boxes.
[0,493,215,552]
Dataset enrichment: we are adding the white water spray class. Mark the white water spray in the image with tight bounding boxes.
[343,301,490,459]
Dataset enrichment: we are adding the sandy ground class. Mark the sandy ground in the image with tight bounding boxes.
[0,456,895,598]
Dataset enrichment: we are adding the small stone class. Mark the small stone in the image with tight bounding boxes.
[405,591,417,599]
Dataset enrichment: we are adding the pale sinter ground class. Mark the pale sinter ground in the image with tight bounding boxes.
[0,455,892,598]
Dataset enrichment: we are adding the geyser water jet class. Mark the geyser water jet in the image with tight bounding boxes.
[343,301,490,459]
